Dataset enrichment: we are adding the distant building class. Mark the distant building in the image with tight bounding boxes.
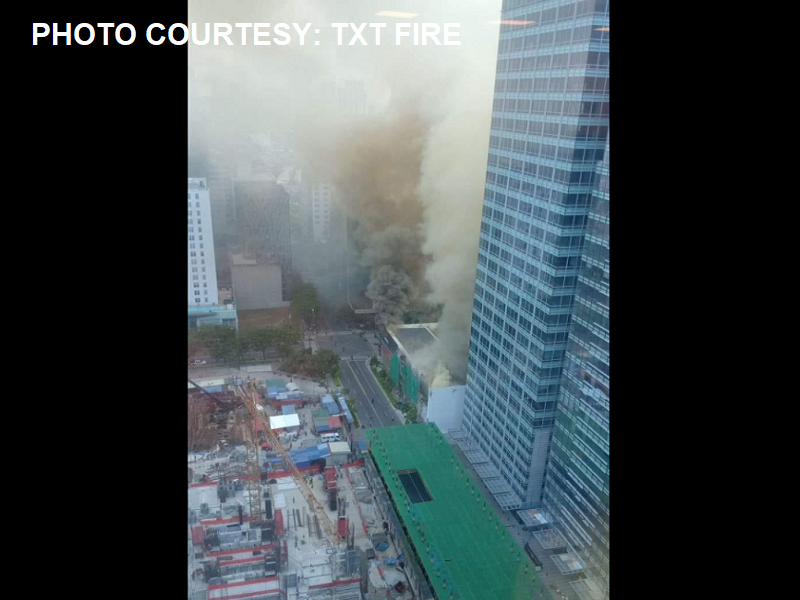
[188,303,238,330]
[230,253,289,310]
[310,182,333,243]
[187,178,219,306]
[233,180,292,302]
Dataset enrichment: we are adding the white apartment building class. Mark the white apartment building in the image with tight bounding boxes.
[188,178,219,306]
[311,182,333,243]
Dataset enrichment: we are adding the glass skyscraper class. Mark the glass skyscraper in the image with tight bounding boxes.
[542,137,609,598]
[462,0,609,514]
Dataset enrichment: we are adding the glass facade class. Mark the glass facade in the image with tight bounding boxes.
[543,137,609,598]
[462,0,610,509]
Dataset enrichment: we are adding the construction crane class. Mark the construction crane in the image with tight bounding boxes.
[239,379,342,546]
[188,378,263,525]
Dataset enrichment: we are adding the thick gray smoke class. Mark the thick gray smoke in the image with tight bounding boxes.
[366,266,418,328]
[188,0,501,380]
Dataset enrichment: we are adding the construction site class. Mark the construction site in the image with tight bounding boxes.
[188,376,416,600]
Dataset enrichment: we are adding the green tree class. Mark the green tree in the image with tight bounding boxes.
[370,356,379,369]
[275,324,302,357]
[194,326,237,362]
[246,328,278,360]
[313,349,341,379]
[290,282,319,324]
[188,330,204,362]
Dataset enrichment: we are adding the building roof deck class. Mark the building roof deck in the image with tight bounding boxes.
[391,325,437,355]
[365,423,544,600]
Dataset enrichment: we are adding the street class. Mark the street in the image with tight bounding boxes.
[315,308,400,430]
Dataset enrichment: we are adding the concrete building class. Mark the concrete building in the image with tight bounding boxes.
[310,182,333,244]
[230,253,289,311]
[233,180,292,303]
[188,303,238,330]
[461,0,610,511]
[378,324,466,434]
[188,178,219,306]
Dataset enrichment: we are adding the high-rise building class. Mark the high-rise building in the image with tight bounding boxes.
[461,0,609,511]
[542,137,609,598]
[188,178,219,306]
[310,182,333,244]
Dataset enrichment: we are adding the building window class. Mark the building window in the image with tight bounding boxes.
[195,193,199,199]
[195,298,201,303]
[196,202,200,207]
[196,211,201,216]
[194,290,200,296]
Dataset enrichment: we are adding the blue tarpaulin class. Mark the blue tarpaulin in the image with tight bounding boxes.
[281,405,296,415]
[289,444,330,464]
[335,396,354,423]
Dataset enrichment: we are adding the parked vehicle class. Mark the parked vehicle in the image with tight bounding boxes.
[190,359,207,365]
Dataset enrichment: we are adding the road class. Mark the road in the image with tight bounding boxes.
[340,358,399,429]
[316,307,400,430]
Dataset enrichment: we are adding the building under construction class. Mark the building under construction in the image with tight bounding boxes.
[363,424,548,600]
[188,379,414,600]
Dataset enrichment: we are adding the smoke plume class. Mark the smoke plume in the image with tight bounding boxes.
[366,266,418,328]
[188,0,501,380]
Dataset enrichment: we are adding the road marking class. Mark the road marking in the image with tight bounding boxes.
[345,361,384,426]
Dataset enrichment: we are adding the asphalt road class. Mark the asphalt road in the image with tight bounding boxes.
[340,358,400,429]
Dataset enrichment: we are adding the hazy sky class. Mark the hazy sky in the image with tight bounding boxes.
[188,0,503,381]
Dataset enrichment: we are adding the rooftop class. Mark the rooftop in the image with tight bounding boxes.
[390,324,438,355]
[188,177,207,190]
[365,424,543,600]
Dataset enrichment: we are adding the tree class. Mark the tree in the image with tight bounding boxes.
[188,330,204,362]
[194,326,237,362]
[228,336,250,367]
[246,328,278,360]
[370,356,379,369]
[291,282,319,324]
[275,324,302,357]
[313,349,341,379]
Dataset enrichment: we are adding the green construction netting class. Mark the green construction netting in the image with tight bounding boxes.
[365,424,543,600]
[390,355,400,385]
[402,363,419,404]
